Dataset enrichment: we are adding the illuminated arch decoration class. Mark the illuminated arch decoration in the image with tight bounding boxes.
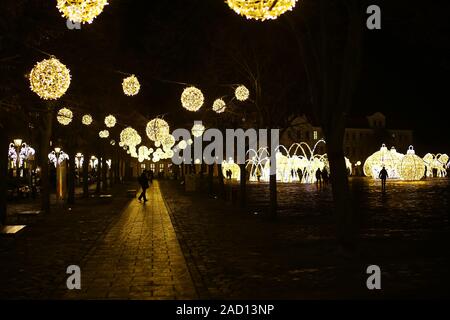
[363,144,402,179]
[8,142,35,168]
[56,0,109,24]
[222,158,241,180]
[399,146,425,181]
[29,57,71,100]
[423,153,449,177]
[57,107,73,125]
[146,118,170,142]
[122,74,140,96]
[181,86,204,112]
[227,0,298,21]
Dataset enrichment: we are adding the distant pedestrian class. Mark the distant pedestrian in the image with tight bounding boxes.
[322,168,329,186]
[138,170,149,202]
[315,168,322,189]
[379,166,388,192]
[148,169,154,184]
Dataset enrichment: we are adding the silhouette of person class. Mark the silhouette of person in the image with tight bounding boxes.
[148,169,154,184]
[322,168,329,186]
[138,170,149,202]
[315,168,322,189]
[379,166,388,192]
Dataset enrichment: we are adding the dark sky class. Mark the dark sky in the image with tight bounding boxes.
[1,0,449,152]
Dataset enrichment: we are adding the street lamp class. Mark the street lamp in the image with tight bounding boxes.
[13,139,23,148]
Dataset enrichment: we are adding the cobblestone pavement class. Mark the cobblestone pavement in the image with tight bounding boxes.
[0,184,131,299]
[62,181,197,300]
[160,178,450,299]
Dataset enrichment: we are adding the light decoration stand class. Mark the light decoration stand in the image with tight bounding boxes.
[423,153,449,177]
[8,140,35,174]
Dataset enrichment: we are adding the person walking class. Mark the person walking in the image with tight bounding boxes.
[138,170,149,202]
[322,168,329,186]
[315,168,322,189]
[379,166,388,192]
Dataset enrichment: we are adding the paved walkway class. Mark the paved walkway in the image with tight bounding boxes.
[65,181,197,299]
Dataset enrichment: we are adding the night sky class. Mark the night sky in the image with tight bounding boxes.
[1,0,449,152]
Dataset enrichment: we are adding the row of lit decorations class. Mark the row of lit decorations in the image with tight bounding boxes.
[55,1,298,26]
[363,144,449,181]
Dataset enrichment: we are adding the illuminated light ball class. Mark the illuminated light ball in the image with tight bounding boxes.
[155,141,161,147]
[235,85,249,101]
[178,140,187,150]
[181,86,204,111]
[122,74,140,96]
[191,122,205,138]
[56,0,109,24]
[363,144,403,179]
[212,98,226,113]
[226,0,298,21]
[82,114,93,126]
[104,114,116,128]
[399,146,425,181]
[29,57,71,100]
[99,130,109,138]
[161,134,175,149]
[165,150,174,158]
[110,140,115,146]
[120,127,141,147]
[57,107,73,125]
[187,138,193,145]
[194,158,201,164]
[146,118,170,142]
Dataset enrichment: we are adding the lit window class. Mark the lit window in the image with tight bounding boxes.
[313,130,318,140]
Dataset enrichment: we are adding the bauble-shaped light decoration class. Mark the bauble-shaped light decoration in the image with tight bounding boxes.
[122,74,140,96]
[56,0,109,24]
[29,57,71,100]
[104,114,116,128]
[178,140,187,150]
[191,122,205,138]
[57,107,73,125]
[120,127,141,147]
[212,98,226,113]
[363,144,402,179]
[82,114,93,126]
[227,0,298,21]
[181,86,204,111]
[146,118,170,142]
[161,134,176,149]
[399,146,425,181]
[235,85,249,101]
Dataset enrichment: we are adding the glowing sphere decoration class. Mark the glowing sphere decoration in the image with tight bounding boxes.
[191,123,205,137]
[235,85,249,101]
[399,146,425,181]
[99,130,109,138]
[363,144,402,179]
[56,0,108,24]
[146,118,170,142]
[104,114,116,128]
[178,140,187,150]
[122,74,140,96]
[110,139,116,146]
[57,107,73,125]
[212,98,226,113]
[120,127,141,147]
[29,57,71,100]
[161,134,176,149]
[226,0,298,21]
[181,86,204,111]
[82,114,93,126]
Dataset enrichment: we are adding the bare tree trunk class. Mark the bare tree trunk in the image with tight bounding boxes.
[39,106,53,213]
[67,150,76,204]
[239,163,246,208]
[96,160,101,194]
[0,123,8,225]
[101,156,107,192]
[82,152,89,197]
[327,134,357,251]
